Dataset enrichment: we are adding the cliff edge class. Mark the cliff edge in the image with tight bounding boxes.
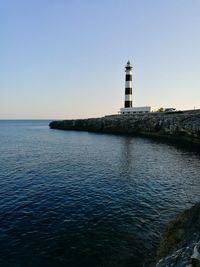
[155,203,200,267]
[49,110,200,146]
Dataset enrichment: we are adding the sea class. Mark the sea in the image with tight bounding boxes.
[0,120,199,267]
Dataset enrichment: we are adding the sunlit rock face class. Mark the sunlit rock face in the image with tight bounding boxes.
[155,203,200,267]
[49,110,200,145]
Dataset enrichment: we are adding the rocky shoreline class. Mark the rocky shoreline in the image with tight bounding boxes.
[49,110,200,146]
[155,203,200,267]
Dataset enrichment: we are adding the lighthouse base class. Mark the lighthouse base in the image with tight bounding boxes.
[120,106,158,114]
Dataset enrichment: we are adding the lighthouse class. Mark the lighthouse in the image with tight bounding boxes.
[124,61,133,108]
[120,61,158,114]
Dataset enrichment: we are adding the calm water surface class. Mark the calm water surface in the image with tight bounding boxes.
[0,120,199,267]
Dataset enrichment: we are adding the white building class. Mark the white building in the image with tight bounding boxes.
[120,106,158,114]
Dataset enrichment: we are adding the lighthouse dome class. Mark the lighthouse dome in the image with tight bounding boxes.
[125,60,132,69]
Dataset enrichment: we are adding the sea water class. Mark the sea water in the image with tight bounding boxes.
[0,120,199,267]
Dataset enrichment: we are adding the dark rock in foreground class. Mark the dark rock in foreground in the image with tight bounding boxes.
[155,203,200,267]
[49,110,200,146]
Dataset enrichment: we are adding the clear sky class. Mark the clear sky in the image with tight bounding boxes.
[1,0,200,119]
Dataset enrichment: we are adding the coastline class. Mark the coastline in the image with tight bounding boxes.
[49,111,200,266]
[49,110,200,147]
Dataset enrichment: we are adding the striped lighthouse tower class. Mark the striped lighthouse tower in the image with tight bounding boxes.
[124,61,133,108]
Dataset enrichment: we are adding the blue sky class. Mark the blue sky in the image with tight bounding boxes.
[1,0,200,119]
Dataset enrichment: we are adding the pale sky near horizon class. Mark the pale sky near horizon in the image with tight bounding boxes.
[1,0,200,119]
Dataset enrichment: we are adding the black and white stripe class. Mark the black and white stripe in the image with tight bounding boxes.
[124,61,133,108]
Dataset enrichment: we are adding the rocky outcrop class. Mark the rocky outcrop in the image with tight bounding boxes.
[155,203,200,267]
[49,110,200,145]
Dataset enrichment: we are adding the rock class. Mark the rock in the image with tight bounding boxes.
[155,203,200,267]
[191,244,200,261]
[49,110,200,146]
